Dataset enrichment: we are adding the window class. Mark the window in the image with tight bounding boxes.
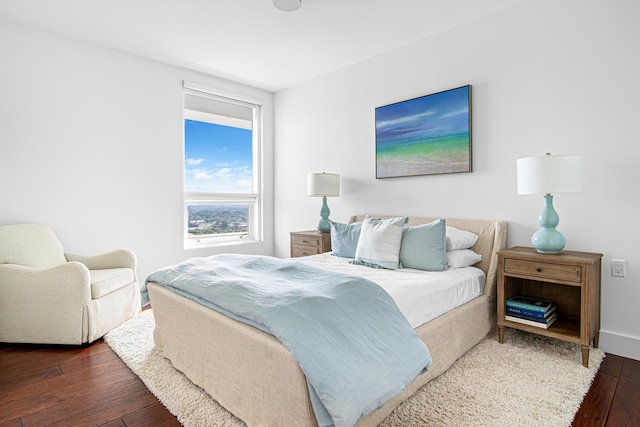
[183,81,263,248]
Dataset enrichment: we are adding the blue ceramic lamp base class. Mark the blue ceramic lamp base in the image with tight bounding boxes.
[316,196,331,233]
[532,194,565,254]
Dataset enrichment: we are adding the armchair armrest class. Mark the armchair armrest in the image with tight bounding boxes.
[0,261,91,304]
[65,249,137,274]
[0,262,92,344]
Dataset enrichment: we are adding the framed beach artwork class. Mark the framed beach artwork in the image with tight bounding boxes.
[375,85,472,179]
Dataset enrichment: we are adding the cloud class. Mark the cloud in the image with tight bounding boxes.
[377,109,437,129]
[193,170,214,180]
[186,163,253,193]
[186,157,205,166]
[440,107,469,119]
[213,168,232,178]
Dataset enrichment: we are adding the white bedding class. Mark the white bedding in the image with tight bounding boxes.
[299,252,486,329]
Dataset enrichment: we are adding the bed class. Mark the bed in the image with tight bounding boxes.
[146,215,507,427]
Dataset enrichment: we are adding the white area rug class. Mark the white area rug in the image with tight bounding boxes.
[105,310,604,427]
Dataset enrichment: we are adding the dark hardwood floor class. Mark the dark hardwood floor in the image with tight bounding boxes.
[572,353,640,427]
[1,339,638,427]
[0,340,180,427]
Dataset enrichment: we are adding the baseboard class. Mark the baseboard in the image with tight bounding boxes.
[599,329,640,361]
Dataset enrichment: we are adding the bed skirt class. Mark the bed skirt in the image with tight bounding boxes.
[148,282,496,427]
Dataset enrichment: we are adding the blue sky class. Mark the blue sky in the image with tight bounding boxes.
[184,119,253,193]
[376,86,470,145]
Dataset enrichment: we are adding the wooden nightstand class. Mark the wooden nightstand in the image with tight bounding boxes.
[497,246,603,367]
[290,230,331,258]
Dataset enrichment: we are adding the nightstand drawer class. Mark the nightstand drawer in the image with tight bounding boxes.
[504,259,582,283]
[291,235,321,249]
[291,246,321,257]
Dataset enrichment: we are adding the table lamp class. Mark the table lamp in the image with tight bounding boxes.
[307,172,340,233]
[517,153,581,254]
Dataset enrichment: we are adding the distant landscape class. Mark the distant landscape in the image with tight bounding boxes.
[187,205,248,236]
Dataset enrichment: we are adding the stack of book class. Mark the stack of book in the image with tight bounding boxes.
[505,296,557,329]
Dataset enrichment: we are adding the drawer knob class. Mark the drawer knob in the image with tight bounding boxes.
[536,268,542,272]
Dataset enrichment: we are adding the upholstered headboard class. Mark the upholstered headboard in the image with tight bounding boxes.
[348,215,508,298]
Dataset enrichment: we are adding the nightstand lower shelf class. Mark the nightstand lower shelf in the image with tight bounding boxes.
[500,316,599,367]
[499,316,581,344]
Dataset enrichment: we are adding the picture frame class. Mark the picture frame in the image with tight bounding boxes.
[375,85,472,179]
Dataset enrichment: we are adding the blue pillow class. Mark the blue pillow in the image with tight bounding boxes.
[329,221,362,258]
[352,216,407,270]
[399,219,448,271]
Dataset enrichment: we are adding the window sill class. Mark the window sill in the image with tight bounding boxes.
[184,237,263,250]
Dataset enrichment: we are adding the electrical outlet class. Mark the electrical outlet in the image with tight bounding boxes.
[612,259,626,277]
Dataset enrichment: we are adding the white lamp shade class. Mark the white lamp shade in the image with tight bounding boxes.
[517,154,582,195]
[307,173,340,197]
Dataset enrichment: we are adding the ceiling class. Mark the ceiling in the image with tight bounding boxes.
[0,0,523,92]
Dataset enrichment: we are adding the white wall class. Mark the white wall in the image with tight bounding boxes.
[0,21,274,283]
[274,0,640,359]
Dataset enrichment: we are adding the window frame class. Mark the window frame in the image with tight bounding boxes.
[182,81,264,249]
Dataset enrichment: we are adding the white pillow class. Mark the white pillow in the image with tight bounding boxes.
[446,226,479,250]
[447,249,482,268]
[352,216,407,270]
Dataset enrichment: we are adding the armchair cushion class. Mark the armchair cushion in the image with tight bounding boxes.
[0,224,66,268]
[66,250,137,274]
[90,268,135,298]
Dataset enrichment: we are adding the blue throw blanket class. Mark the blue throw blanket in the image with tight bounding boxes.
[144,254,431,427]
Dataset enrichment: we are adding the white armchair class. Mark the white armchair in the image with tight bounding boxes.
[0,224,141,345]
